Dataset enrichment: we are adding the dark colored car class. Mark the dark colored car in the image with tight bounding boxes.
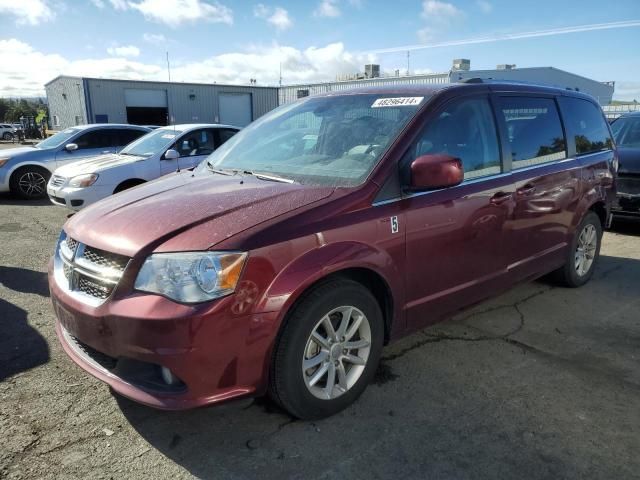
[49,82,616,419]
[610,111,640,218]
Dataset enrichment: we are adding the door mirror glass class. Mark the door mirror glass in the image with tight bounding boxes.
[410,154,463,190]
[65,143,78,152]
[163,149,179,160]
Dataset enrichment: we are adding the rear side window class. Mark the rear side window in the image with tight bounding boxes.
[116,128,147,146]
[558,97,613,154]
[498,97,566,169]
[412,96,501,180]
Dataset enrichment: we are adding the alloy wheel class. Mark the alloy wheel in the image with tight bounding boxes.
[18,171,47,198]
[575,223,598,277]
[302,305,371,400]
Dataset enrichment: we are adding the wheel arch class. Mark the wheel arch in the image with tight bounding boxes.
[114,178,146,193]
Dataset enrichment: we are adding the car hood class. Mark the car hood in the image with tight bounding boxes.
[54,153,146,177]
[617,147,640,174]
[0,146,41,158]
[64,170,335,257]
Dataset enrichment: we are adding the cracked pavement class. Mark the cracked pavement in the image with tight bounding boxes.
[1,187,639,479]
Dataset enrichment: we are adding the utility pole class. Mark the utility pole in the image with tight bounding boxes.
[406,50,410,76]
[279,61,282,87]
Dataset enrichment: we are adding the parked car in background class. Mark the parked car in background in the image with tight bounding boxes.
[0,124,150,199]
[47,124,239,210]
[49,82,615,420]
[610,111,640,218]
[0,123,17,140]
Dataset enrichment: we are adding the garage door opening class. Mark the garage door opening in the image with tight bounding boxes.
[124,89,168,126]
[126,106,168,126]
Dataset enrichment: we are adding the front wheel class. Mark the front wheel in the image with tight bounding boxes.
[2,132,13,140]
[9,166,50,199]
[553,211,602,287]
[268,279,384,419]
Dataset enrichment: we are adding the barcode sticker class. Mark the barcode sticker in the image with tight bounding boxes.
[372,97,424,108]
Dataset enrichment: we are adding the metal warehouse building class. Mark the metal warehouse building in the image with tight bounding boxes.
[45,76,279,130]
[46,61,614,130]
[279,63,614,105]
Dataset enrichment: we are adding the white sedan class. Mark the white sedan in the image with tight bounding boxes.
[47,123,239,211]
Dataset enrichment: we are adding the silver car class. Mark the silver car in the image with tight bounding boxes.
[0,124,150,199]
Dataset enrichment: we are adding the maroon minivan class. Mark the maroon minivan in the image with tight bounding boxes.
[49,82,616,419]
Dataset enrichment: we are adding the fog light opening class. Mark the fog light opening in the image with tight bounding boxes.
[160,366,180,385]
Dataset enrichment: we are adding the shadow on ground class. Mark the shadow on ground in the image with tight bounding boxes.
[0,266,50,297]
[0,298,50,381]
[0,192,52,207]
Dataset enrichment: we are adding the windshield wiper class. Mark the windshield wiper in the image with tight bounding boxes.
[243,170,295,184]
[206,163,235,176]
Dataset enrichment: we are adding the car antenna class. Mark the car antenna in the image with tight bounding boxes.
[167,51,180,173]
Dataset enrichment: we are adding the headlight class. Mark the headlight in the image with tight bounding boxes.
[69,173,98,188]
[0,157,10,168]
[134,251,247,303]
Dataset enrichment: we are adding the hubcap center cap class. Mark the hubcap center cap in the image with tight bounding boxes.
[330,343,342,360]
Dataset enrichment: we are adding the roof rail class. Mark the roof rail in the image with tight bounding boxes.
[458,77,484,84]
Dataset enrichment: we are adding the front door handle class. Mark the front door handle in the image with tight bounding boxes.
[490,191,513,205]
[517,184,536,196]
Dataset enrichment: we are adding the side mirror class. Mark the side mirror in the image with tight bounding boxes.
[163,149,179,160]
[65,143,78,152]
[409,154,463,190]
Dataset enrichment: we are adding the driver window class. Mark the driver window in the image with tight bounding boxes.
[175,130,215,157]
[412,96,501,180]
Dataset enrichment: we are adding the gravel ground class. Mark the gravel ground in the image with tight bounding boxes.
[1,184,639,479]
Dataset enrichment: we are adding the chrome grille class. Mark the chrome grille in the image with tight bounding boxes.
[82,247,128,273]
[78,276,112,299]
[50,175,66,187]
[54,232,130,305]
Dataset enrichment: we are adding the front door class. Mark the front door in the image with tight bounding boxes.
[403,94,514,329]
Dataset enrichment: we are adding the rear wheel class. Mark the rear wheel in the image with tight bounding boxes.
[268,279,384,419]
[2,132,13,140]
[553,211,602,287]
[10,166,50,199]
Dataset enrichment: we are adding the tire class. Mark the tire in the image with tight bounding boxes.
[268,278,384,420]
[2,132,13,140]
[553,211,602,287]
[9,166,50,199]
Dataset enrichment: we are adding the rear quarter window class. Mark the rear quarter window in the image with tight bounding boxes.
[497,96,566,170]
[558,97,613,155]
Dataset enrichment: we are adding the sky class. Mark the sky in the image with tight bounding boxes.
[0,0,639,100]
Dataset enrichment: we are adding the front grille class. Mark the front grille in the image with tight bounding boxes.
[55,233,130,304]
[617,175,640,196]
[50,175,66,187]
[65,237,78,253]
[82,247,128,273]
[68,334,118,370]
[78,276,113,299]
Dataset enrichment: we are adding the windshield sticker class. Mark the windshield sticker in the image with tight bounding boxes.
[161,134,177,139]
[371,97,424,108]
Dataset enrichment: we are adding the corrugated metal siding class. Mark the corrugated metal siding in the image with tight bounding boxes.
[45,76,87,130]
[278,73,450,104]
[84,79,278,125]
[453,67,615,105]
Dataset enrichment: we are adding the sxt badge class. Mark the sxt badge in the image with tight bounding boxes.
[390,216,399,234]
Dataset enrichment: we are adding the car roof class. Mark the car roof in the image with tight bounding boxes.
[616,111,640,118]
[312,81,598,103]
[67,123,151,131]
[157,123,240,131]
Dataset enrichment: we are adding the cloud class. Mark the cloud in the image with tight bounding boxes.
[108,0,129,9]
[90,0,105,7]
[128,0,233,27]
[421,0,462,22]
[254,4,293,31]
[476,0,492,13]
[0,38,374,97]
[314,0,340,17]
[143,33,167,43]
[107,45,141,57]
[0,0,55,25]
[613,82,640,102]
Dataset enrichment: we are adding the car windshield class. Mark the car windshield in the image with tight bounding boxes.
[612,116,640,147]
[120,128,184,157]
[36,128,81,149]
[200,94,427,186]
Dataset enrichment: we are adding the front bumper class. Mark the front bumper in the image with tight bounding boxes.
[47,184,112,211]
[49,260,279,409]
